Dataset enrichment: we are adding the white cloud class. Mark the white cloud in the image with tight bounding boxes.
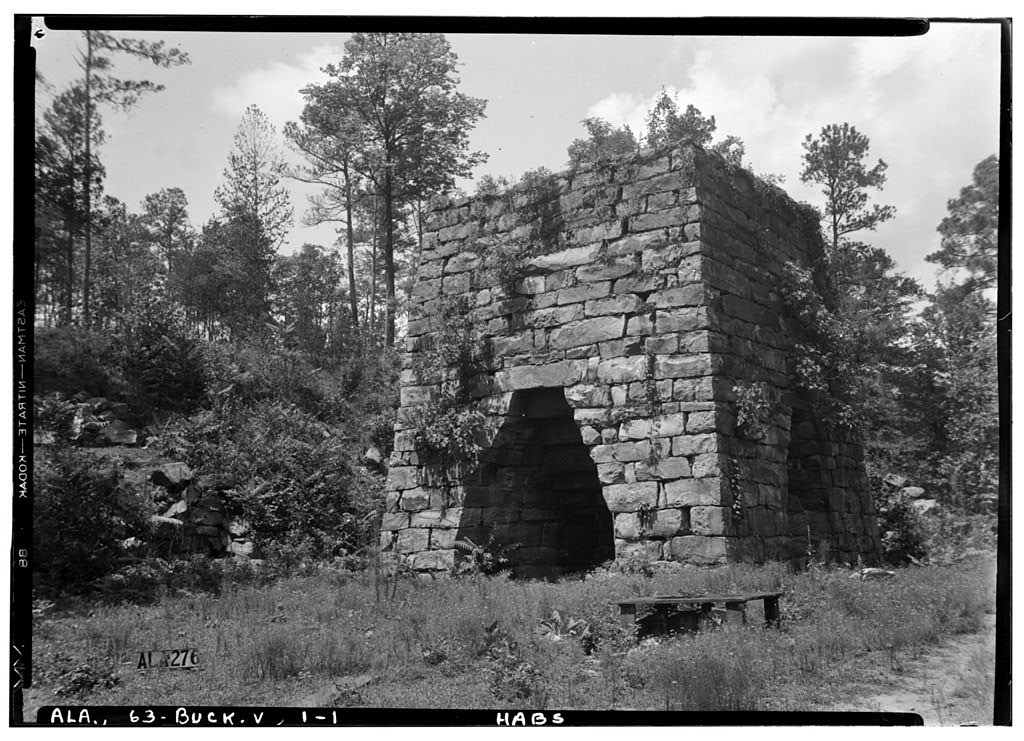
[211,44,344,129]
[582,27,1001,286]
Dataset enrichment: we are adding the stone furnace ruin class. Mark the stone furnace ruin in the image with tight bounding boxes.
[383,141,882,576]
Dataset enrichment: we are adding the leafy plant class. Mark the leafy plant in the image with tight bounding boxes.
[735,381,773,440]
[118,300,205,414]
[454,534,519,576]
[33,448,155,593]
[537,610,592,651]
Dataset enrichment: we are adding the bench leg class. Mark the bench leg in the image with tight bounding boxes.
[725,601,745,627]
[764,596,780,627]
[617,604,637,631]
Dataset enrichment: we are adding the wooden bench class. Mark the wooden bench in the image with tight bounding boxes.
[613,591,783,635]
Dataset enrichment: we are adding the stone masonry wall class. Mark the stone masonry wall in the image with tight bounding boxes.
[382,141,881,574]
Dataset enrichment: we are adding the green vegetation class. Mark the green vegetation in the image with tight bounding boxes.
[25,556,994,714]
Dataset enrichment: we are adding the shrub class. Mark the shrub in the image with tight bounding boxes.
[875,488,929,564]
[34,392,77,438]
[155,399,385,560]
[35,327,127,399]
[201,339,398,434]
[33,448,155,592]
[117,301,206,414]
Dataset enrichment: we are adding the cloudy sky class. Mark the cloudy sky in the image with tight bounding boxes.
[31,18,1002,289]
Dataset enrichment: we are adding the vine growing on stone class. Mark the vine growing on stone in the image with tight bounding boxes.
[409,296,490,476]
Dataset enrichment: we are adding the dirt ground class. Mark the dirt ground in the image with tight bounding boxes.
[825,613,998,725]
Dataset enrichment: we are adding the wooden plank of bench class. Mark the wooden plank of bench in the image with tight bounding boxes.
[614,591,782,608]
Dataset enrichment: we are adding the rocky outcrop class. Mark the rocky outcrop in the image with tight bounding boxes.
[67,394,143,447]
[149,463,253,558]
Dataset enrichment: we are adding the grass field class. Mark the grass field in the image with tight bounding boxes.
[24,552,996,719]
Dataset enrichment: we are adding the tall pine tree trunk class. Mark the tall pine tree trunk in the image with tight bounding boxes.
[383,169,396,348]
[82,36,93,328]
[368,190,377,334]
[64,221,74,326]
[343,161,358,329]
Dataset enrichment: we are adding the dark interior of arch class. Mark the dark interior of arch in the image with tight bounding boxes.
[456,387,614,578]
[785,401,833,558]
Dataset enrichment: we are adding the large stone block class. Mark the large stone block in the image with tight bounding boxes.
[549,316,625,350]
[576,257,636,282]
[651,284,710,309]
[408,549,456,571]
[444,251,481,274]
[664,477,725,506]
[499,360,589,390]
[655,354,713,379]
[655,307,703,333]
[396,528,430,552]
[596,356,647,384]
[564,383,612,407]
[615,539,664,561]
[526,242,604,270]
[585,294,643,317]
[381,512,410,530]
[690,506,730,536]
[602,482,659,512]
[430,528,457,549]
[635,455,691,481]
[618,508,686,539]
[597,461,625,484]
[399,488,431,511]
[668,535,729,565]
[558,282,611,304]
[671,433,717,456]
[386,466,420,491]
[619,418,651,440]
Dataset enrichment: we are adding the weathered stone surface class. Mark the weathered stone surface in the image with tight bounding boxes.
[619,418,651,440]
[690,506,730,536]
[576,258,636,282]
[655,354,712,379]
[151,463,194,491]
[596,356,647,384]
[651,284,709,308]
[664,477,724,506]
[671,434,717,456]
[386,467,420,491]
[399,488,431,511]
[549,316,625,349]
[602,482,659,512]
[558,282,610,304]
[564,384,612,407]
[655,308,702,333]
[668,535,729,565]
[397,529,430,552]
[585,294,643,317]
[635,456,691,481]
[499,360,588,390]
[525,243,604,270]
[686,410,717,433]
[445,251,481,273]
[615,538,664,561]
[617,508,686,539]
[430,528,457,549]
[408,549,456,571]
[597,461,625,484]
